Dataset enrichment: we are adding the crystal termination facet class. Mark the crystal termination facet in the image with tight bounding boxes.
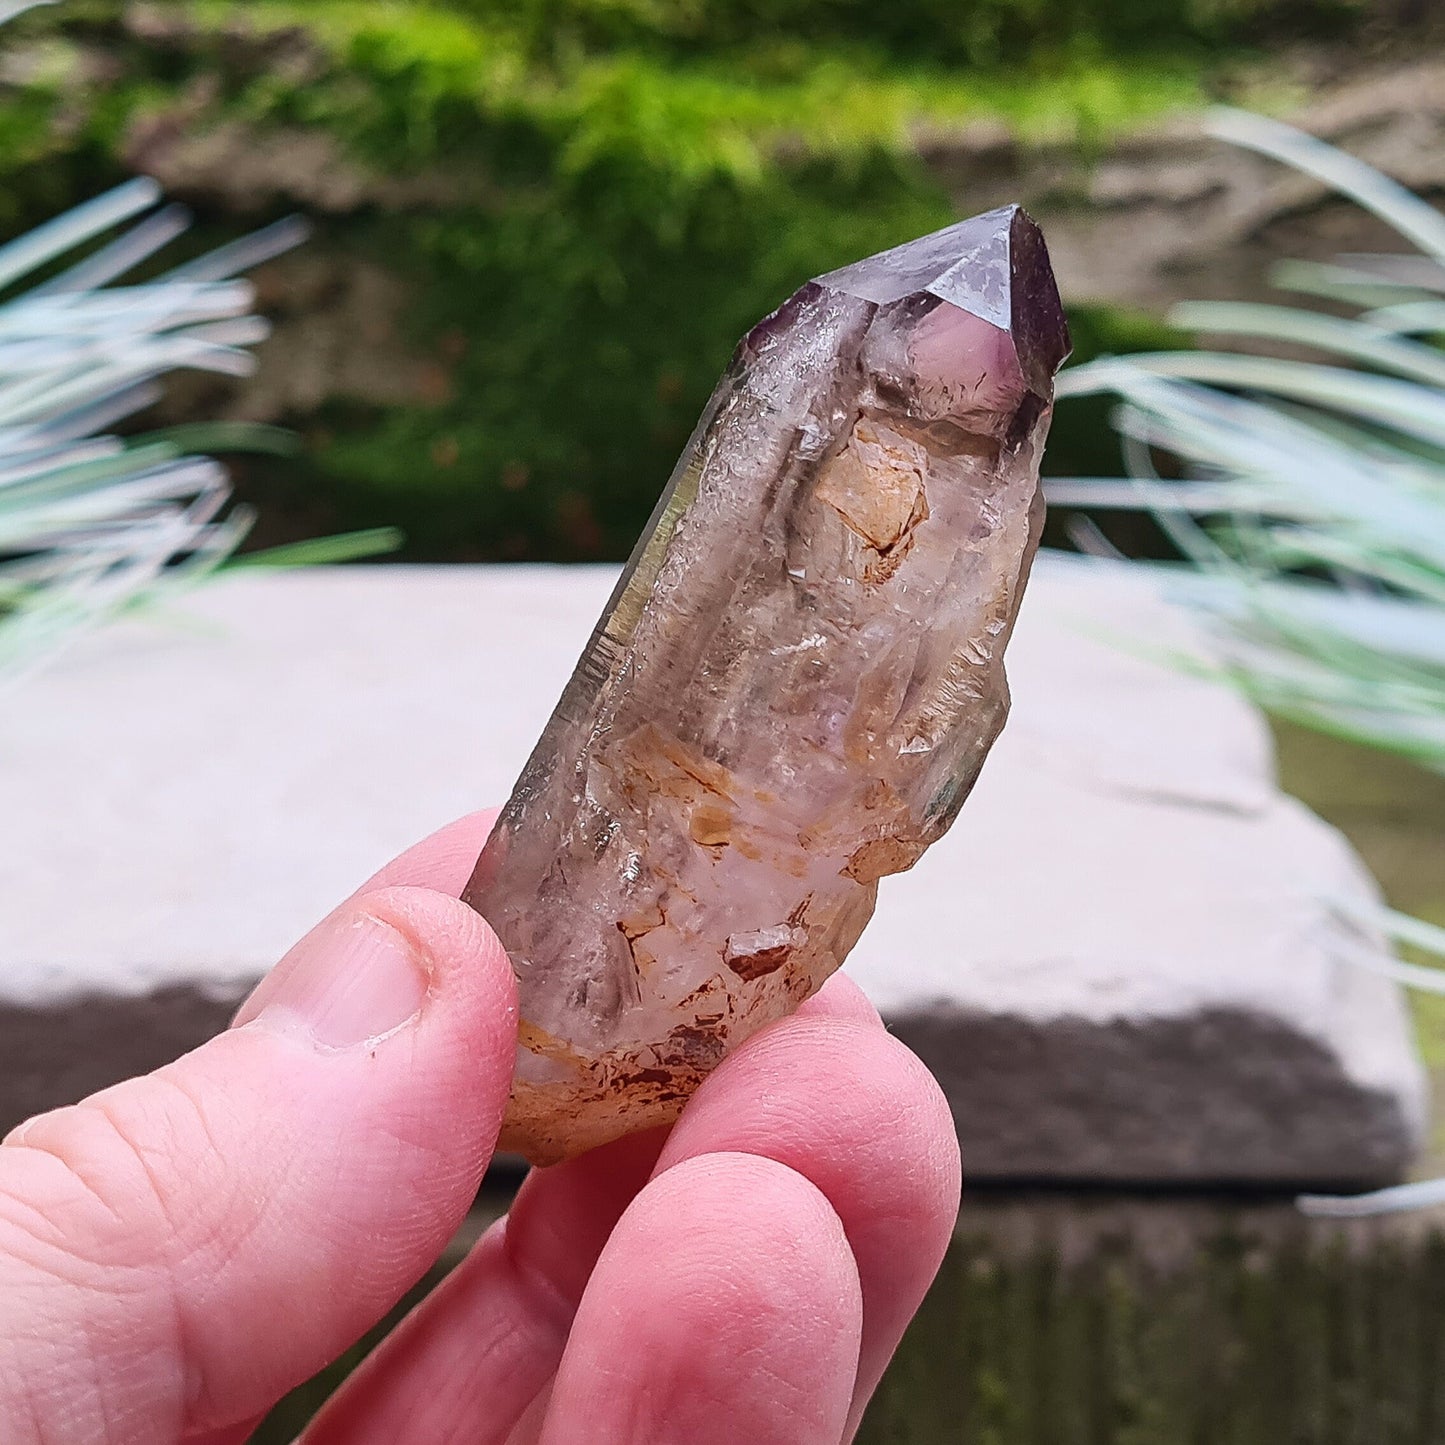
[463,206,1070,1164]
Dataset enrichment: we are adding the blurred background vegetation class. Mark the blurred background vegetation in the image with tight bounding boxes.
[4,7,1444,1440]
[1,0,1430,560]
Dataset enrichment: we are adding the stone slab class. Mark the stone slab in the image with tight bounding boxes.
[0,558,1427,1183]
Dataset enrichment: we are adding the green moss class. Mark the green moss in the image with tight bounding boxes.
[227,0,1365,70]
[184,6,1215,554]
[0,0,1364,555]
[300,184,955,554]
[255,1207,1445,1443]
[860,1227,1445,1444]
[187,0,1221,156]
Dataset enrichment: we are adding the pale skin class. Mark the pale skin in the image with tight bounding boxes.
[0,811,962,1444]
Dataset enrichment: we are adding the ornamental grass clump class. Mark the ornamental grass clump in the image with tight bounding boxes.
[1050,110,1445,1210]
[1052,110,1445,777]
[0,183,399,687]
[0,173,315,682]
[0,2,397,682]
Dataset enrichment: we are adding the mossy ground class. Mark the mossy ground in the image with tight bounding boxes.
[249,1185,1445,1444]
[866,1219,1445,1444]
[0,0,1336,558]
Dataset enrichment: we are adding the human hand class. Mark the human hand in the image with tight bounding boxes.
[0,812,961,1444]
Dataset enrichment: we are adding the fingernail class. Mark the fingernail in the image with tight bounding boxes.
[233,908,431,1050]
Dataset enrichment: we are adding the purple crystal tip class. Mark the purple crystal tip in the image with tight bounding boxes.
[814,205,1070,396]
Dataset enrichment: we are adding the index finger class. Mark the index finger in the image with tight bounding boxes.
[654,1006,962,1439]
[295,971,886,1445]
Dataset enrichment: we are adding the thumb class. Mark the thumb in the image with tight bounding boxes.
[0,885,517,1444]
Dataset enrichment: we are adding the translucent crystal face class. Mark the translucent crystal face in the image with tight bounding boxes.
[464,205,1070,1164]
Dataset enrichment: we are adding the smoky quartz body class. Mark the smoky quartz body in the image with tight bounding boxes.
[463,206,1070,1163]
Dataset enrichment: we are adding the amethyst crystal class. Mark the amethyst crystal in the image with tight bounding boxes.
[464,206,1069,1163]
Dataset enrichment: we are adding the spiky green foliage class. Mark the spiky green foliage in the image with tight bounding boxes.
[1050,115,1445,1215]
[1053,111,1445,780]
[0,175,393,681]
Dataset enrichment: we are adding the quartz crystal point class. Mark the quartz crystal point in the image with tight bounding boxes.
[464,206,1070,1164]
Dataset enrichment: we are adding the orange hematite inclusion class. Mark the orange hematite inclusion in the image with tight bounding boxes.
[463,205,1071,1164]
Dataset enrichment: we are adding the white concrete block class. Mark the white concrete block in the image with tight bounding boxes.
[0,558,1426,1182]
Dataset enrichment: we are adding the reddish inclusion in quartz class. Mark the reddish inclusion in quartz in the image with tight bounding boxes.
[464,206,1070,1164]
